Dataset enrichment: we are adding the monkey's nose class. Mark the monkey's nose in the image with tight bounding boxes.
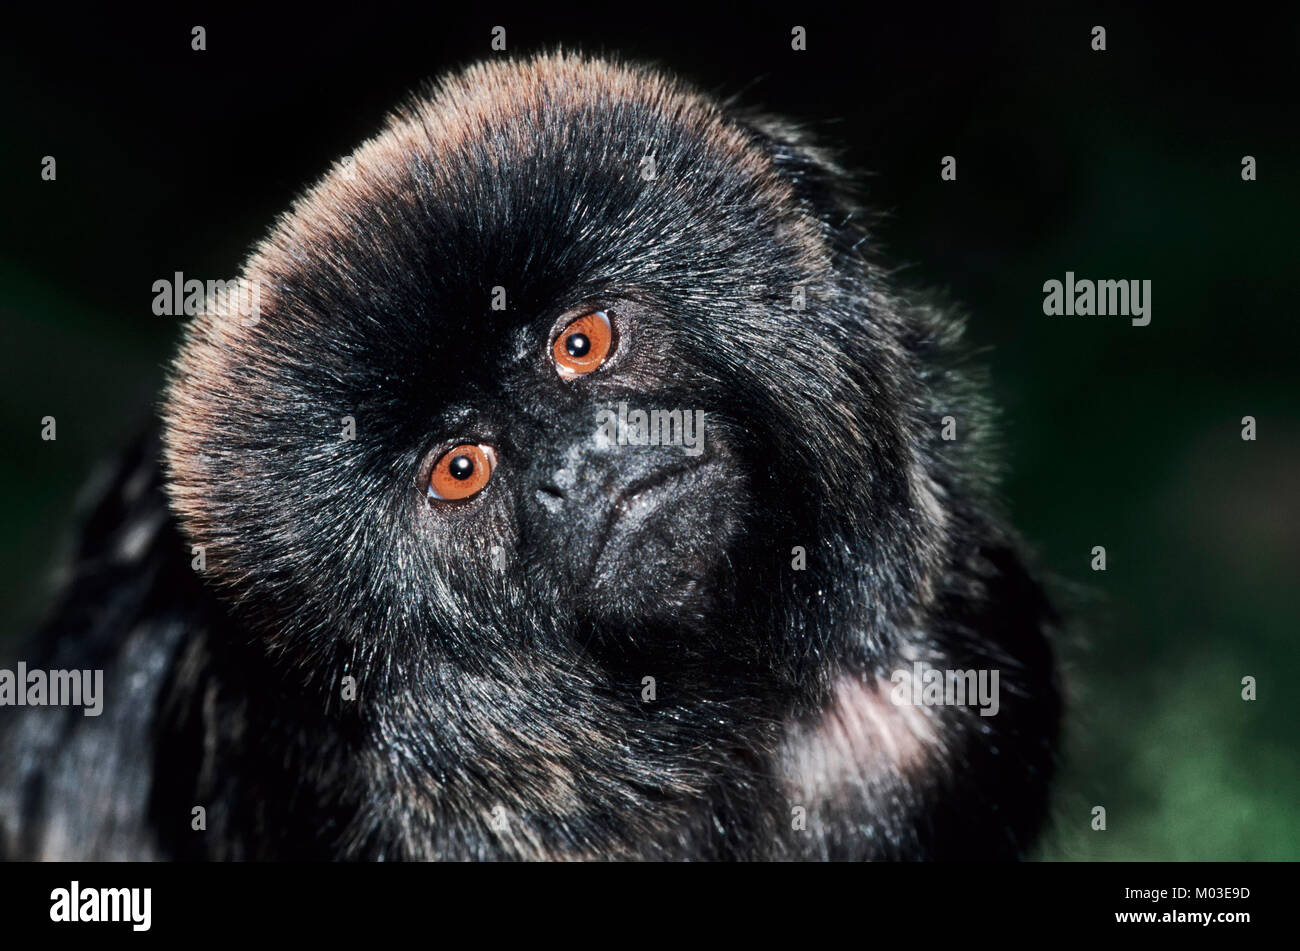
[534,480,567,514]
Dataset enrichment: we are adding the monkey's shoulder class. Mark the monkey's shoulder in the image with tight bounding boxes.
[0,427,211,859]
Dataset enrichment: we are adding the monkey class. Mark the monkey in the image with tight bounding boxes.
[0,52,1060,861]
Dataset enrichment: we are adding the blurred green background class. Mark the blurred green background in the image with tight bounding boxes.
[1,6,1296,859]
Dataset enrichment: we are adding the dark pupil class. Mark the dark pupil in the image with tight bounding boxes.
[449,455,474,480]
[565,332,591,358]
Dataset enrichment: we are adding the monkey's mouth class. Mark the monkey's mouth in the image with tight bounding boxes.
[582,454,746,617]
[596,459,724,557]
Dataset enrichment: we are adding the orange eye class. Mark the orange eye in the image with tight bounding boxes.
[428,444,496,501]
[553,310,614,379]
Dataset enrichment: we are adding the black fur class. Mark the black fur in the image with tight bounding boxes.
[0,54,1059,860]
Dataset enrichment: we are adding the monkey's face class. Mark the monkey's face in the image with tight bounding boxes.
[413,295,754,634]
[163,55,938,690]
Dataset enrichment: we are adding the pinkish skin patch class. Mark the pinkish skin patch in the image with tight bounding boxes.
[781,672,941,804]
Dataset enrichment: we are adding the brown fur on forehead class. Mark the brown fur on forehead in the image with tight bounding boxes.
[162,52,832,569]
[261,52,824,278]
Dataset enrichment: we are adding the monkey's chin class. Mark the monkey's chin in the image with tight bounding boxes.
[582,480,746,629]
[587,568,730,630]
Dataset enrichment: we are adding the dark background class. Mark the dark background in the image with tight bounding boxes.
[1,4,1296,859]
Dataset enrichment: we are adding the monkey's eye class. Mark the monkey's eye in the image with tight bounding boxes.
[428,444,496,501]
[553,310,614,379]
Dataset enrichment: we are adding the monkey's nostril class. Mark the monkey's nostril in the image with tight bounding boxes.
[535,482,568,516]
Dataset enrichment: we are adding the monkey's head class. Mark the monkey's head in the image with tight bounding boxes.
[159,53,1059,860]
[163,52,964,747]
